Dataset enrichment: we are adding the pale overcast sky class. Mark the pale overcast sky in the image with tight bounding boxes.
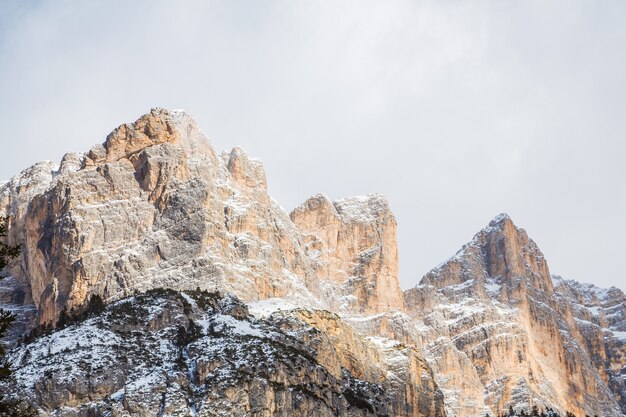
[1,1,625,290]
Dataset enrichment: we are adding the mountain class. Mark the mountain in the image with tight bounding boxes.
[400,214,625,417]
[5,289,442,416]
[0,109,623,417]
[0,109,402,325]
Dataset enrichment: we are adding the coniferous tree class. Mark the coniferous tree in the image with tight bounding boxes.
[86,294,105,317]
[0,217,35,416]
[56,308,69,329]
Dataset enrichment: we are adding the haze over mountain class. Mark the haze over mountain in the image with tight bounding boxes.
[0,110,623,416]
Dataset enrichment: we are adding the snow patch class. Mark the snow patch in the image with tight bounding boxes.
[248,298,298,318]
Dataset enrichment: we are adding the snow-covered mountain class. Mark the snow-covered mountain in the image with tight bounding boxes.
[6,289,443,416]
[0,109,623,417]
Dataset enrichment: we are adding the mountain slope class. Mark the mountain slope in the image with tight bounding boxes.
[4,289,444,417]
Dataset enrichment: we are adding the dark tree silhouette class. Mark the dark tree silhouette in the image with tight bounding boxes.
[0,217,35,416]
[86,294,105,317]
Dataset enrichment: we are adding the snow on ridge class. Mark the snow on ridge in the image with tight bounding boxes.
[209,314,268,338]
[248,298,298,318]
[333,193,391,223]
[484,278,502,295]
[609,330,626,341]
[554,274,624,301]
[0,160,59,195]
[489,213,511,224]
[11,320,123,386]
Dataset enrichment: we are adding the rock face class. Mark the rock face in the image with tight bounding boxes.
[551,277,626,414]
[0,109,399,325]
[4,289,445,417]
[290,194,403,314]
[1,109,624,417]
[402,215,625,417]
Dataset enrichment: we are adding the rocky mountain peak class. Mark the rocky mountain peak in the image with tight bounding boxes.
[487,212,512,226]
[84,108,217,169]
[419,214,553,300]
[85,108,179,165]
[0,109,404,324]
[478,213,552,292]
[402,214,626,417]
[291,193,403,314]
[225,146,267,190]
[2,109,625,417]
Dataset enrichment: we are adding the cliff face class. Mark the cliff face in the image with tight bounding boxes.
[290,194,404,314]
[0,109,399,324]
[551,277,626,414]
[1,109,624,417]
[403,215,625,417]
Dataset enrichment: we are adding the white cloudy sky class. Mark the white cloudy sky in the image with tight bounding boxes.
[1,1,625,290]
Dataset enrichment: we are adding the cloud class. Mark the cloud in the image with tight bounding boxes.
[1,0,625,289]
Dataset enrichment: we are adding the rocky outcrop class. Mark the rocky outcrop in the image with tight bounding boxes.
[0,109,397,324]
[552,277,626,414]
[3,289,446,417]
[1,109,624,417]
[290,194,403,314]
[403,215,625,417]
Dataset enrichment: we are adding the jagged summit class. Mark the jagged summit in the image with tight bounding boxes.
[291,193,393,225]
[0,108,404,323]
[1,109,625,417]
[417,212,550,295]
[489,212,512,225]
[84,108,219,169]
[481,212,521,237]
[483,212,518,234]
[403,212,625,417]
[291,193,338,219]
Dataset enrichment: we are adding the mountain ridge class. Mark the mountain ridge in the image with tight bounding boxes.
[0,109,624,417]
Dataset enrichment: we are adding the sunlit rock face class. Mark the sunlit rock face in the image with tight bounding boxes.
[403,215,625,417]
[551,277,626,415]
[0,109,399,324]
[290,193,404,314]
[1,109,624,417]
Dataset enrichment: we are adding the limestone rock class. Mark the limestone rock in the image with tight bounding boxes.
[0,109,398,325]
[1,109,624,417]
[403,215,625,417]
[3,290,447,417]
[290,193,404,314]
